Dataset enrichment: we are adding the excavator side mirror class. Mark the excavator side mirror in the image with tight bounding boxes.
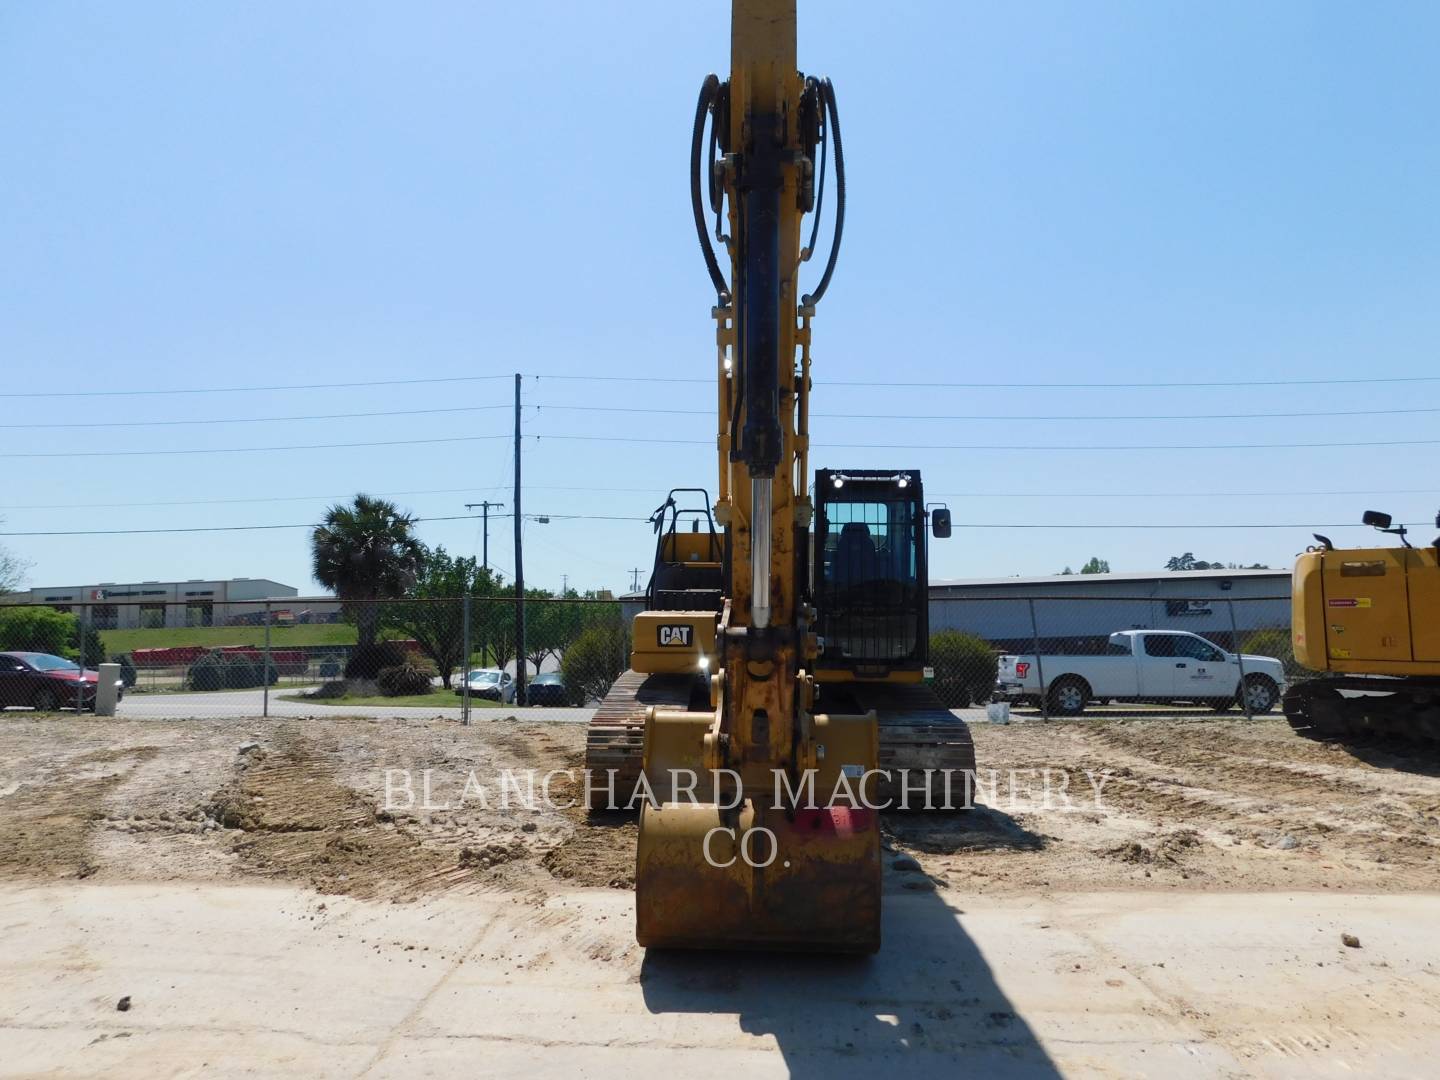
[1362,510,1392,530]
[931,508,952,539]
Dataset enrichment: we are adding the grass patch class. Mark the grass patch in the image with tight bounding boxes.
[279,689,501,709]
[102,624,358,655]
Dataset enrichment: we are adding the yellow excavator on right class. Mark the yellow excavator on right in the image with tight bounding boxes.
[1285,509,1440,742]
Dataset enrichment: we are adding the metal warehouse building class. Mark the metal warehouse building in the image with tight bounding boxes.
[11,578,304,630]
[928,568,1292,654]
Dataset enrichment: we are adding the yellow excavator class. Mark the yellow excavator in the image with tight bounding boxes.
[583,0,975,952]
[1285,509,1440,742]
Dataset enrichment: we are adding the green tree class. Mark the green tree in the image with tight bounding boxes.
[560,623,630,705]
[387,545,504,688]
[1079,557,1110,574]
[0,530,27,596]
[311,494,424,651]
[1167,553,1270,571]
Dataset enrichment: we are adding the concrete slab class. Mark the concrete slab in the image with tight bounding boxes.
[3,883,1437,1078]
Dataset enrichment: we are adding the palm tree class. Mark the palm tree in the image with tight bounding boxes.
[311,495,424,649]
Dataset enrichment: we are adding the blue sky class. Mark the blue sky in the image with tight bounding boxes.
[3,0,1438,595]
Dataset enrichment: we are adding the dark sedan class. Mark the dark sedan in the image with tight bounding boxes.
[0,652,111,711]
[525,671,571,707]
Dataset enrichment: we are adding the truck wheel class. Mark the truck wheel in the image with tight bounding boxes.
[1240,675,1279,715]
[1047,677,1089,717]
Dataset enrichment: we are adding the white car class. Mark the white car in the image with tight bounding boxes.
[457,668,516,703]
[994,629,1286,715]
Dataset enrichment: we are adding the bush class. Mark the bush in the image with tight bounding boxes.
[309,680,349,699]
[186,651,277,691]
[377,659,436,697]
[560,625,630,705]
[345,640,408,680]
[1242,627,1297,678]
[929,630,999,708]
[111,653,137,689]
[0,606,75,656]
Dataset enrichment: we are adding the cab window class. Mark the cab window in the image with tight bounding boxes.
[1143,635,1177,658]
[1173,636,1225,663]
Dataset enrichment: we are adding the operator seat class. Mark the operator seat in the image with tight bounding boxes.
[833,521,879,589]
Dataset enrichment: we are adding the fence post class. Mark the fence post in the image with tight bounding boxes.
[461,594,471,726]
[263,600,271,719]
[1227,598,1252,720]
[1028,597,1049,721]
[77,602,89,715]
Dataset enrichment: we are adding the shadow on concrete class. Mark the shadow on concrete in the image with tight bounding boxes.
[639,860,1061,1077]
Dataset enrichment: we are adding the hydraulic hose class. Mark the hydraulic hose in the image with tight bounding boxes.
[690,74,730,304]
[802,79,826,262]
[802,77,845,309]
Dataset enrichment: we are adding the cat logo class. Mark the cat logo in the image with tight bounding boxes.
[657,624,693,647]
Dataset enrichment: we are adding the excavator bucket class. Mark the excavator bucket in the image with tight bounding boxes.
[635,710,882,953]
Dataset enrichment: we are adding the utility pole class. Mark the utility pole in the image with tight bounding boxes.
[560,573,569,596]
[513,373,526,706]
[463,500,504,572]
[629,567,644,593]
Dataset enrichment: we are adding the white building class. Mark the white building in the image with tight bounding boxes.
[929,568,1292,653]
[13,578,305,630]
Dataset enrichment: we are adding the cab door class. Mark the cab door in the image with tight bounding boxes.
[1171,634,1229,699]
[1136,634,1181,699]
[1409,547,1440,662]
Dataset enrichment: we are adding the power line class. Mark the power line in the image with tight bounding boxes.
[7,369,1440,400]
[0,404,512,430]
[0,434,510,459]
[0,374,513,399]
[3,512,1428,538]
[0,483,662,511]
[536,403,1440,422]
[4,397,1436,432]
[0,512,648,538]
[7,484,1440,514]
[532,373,1440,390]
[531,433,1440,452]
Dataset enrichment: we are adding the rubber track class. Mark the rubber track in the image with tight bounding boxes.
[845,681,978,811]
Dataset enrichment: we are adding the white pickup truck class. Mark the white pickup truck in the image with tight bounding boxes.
[994,629,1286,716]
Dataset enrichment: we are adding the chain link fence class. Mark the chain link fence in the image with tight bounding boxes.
[0,596,630,719]
[1,592,1300,721]
[928,594,1298,719]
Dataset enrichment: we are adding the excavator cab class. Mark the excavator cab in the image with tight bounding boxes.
[812,468,932,678]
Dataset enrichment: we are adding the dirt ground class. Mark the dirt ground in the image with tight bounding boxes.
[2,712,1437,900]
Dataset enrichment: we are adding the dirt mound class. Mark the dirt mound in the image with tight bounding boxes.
[459,840,528,869]
[1104,828,1203,866]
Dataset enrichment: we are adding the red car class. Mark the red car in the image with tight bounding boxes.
[0,652,117,711]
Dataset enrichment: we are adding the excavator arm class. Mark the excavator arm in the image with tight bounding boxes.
[633,0,883,953]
